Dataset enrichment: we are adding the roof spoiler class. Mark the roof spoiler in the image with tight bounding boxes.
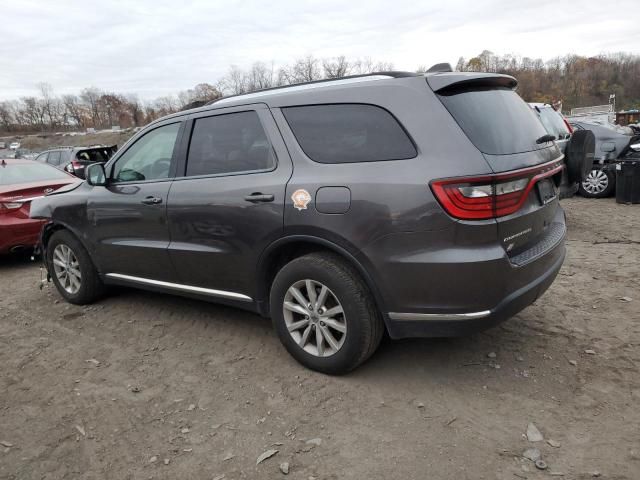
[426,72,518,93]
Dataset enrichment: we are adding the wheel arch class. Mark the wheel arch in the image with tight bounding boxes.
[41,222,96,268]
[256,235,388,323]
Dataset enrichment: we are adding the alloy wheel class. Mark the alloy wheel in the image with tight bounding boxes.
[283,279,347,357]
[582,169,609,195]
[52,244,82,294]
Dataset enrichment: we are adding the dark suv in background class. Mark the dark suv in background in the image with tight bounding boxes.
[529,103,594,198]
[32,66,570,374]
[35,145,117,179]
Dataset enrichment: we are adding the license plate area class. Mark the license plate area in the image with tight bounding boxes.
[536,178,557,205]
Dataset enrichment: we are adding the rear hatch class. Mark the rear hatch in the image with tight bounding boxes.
[427,74,565,259]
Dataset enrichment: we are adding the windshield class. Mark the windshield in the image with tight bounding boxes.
[0,162,71,185]
[437,87,548,155]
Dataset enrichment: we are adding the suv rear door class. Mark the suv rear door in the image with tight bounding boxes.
[166,104,292,301]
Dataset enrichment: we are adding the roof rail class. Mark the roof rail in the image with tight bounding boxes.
[210,71,420,106]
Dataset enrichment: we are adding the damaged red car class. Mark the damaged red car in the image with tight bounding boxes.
[0,158,79,254]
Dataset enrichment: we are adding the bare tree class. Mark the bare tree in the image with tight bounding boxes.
[280,55,321,84]
[192,83,222,102]
[80,87,102,128]
[0,101,13,131]
[246,62,276,91]
[218,65,249,95]
[124,95,144,126]
[322,56,352,78]
[63,94,88,128]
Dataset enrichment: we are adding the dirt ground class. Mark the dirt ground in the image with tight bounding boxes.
[0,197,638,480]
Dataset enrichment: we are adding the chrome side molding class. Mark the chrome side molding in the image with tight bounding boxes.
[388,310,491,321]
[104,273,252,302]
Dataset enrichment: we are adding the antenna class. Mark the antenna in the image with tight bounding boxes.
[426,63,453,73]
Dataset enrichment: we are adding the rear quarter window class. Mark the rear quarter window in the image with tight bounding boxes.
[282,104,417,164]
[437,87,548,155]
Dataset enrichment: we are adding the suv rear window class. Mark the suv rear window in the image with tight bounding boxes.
[437,87,548,155]
[282,104,416,164]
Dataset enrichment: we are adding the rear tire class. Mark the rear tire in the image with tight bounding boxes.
[270,252,384,374]
[579,168,615,198]
[46,230,105,305]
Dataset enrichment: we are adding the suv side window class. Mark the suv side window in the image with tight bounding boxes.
[35,152,49,163]
[186,111,276,177]
[282,104,417,164]
[48,151,62,166]
[111,123,181,183]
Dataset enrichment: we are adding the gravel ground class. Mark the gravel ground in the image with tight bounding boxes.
[0,197,638,480]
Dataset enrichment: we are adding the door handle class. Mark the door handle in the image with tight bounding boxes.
[244,193,274,203]
[141,196,163,205]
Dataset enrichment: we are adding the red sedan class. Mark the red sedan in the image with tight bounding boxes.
[0,158,79,254]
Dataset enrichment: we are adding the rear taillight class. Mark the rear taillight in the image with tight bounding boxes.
[66,160,81,173]
[430,160,564,220]
[0,202,23,214]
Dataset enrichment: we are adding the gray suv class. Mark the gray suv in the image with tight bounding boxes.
[31,67,567,374]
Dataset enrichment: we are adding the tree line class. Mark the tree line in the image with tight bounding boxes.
[456,51,640,113]
[1,52,638,135]
[0,56,393,135]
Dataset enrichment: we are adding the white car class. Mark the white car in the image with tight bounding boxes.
[9,142,21,150]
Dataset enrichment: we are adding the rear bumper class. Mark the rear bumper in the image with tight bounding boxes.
[384,244,564,338]
[0,218,44,254]
[360,206,567,339]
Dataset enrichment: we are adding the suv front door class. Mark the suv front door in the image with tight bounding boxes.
[166,105,292,302]
[87,121,183,281]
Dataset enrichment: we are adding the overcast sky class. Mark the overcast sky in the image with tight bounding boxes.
[1,0,638,100]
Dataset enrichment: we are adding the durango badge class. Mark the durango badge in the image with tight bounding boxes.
[291,189,312,211]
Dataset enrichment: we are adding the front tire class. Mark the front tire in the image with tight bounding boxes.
[270,252,384,374]
[46,230,105,305]
[579,168,615,198]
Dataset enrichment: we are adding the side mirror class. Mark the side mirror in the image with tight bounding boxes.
[86,163,107,186]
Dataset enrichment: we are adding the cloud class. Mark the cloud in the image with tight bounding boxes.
[0,0,637,99]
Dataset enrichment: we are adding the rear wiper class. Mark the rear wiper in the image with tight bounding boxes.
[536,134,556,144]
